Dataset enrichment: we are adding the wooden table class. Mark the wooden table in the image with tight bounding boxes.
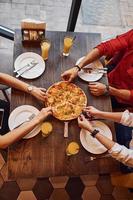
[8,30,120,179]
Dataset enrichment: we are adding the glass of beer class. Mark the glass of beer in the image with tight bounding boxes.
[41,39,51,60]
[63,36,73,56]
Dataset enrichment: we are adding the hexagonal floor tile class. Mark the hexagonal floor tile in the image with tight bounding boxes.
[96,174,114,195]
[0,181,20,200]
[0,149,8,162]
[82,186,101,200]
[49,176,69,188]
[49,189,70,200]
[1,163,8,182]
[80,175,99,186]
[17,191,37,200]
[112,186,131,199]
[0,153,5,170]
[65,177,84,199]
[111,173,133,188]
[33,178,53,200]
[17,178,36,191]
[0,174,4,189]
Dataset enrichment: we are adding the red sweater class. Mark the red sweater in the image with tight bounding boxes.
[97,29,133,106]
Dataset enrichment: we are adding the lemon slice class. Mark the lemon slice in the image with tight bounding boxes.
[41,122,53,137]
[66,142,80,156]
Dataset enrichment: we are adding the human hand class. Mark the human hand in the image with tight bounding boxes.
[88,82,106,96]
[84,106,102,118]
[78,114,94,132]
[34,107,52,124]
[31,87,47,102]
[61,67,79,82]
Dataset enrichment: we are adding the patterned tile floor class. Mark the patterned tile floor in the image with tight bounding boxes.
[0,150,132,200]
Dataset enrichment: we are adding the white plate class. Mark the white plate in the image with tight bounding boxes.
[8,105,40,139]
[80,120,112,154]
[14,52,45,79]
[76,56,103,82]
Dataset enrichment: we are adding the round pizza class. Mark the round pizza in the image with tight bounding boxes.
[46,81,87,120]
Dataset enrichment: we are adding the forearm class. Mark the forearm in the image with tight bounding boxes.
[0,118,39,149]
[109,86,131,100]
[95,132,115,150]
[0,73,29,92]
[78,48,101,68]
[96,111,122,123]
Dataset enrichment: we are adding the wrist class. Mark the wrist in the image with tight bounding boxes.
[104,85,110,96]
[27,84,34,94]
[87,127,94,133]
[32,116,44,125]
[30,117,40,126]
[74,65,81,71]
[90,129,99,138]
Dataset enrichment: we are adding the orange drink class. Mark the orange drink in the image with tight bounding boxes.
[63,36,73,56]
[41,122,53,137]
[41,39,51,60]
[66,142,80,156]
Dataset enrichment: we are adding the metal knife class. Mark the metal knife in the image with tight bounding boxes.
[16,62,38,78]
[14,59,36,73]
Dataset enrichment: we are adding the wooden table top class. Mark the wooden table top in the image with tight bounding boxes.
[8,30,120,179]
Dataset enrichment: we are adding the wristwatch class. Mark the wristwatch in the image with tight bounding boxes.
[75,65,81,71]
[91,129,99,138]
[27,85,33,93]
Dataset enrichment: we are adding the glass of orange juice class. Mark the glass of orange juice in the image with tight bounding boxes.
[41,39,51,60]
[63,36,73,56]
[66,142,80,156]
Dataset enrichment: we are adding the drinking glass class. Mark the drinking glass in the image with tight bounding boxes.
[41,39,51,60]
[63,36,73,56]
[66,142,80,156]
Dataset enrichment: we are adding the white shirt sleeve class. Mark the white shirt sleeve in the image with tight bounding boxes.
[108,143,133,167]
[120,110,133,127]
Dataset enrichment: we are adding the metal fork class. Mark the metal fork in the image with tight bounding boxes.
[14,59,36,73]
[13,113,36,129]
[16,62,38,78]
[84,154,111,163]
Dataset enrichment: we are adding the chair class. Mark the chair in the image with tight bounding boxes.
[0,47,13,102]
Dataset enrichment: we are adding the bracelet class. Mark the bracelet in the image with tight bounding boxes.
[91,129,99,138]
[75,65,81,71]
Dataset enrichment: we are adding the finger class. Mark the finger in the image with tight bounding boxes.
[40,91,47,96]
[80,114,86,120]
[47,111,52,115]
[90,88,98,91]
[77,117,81,123]
[88,84,97,89]
[88,82,97,85]
[90,92,100,96]
[40,88,47,92]
[61,72,66,77]
[62,75,70,81]
[39,95,47,101]
[84,106,92,111]
[68,76,74,82]
[89,90,98,94]
[44,107,52,112]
